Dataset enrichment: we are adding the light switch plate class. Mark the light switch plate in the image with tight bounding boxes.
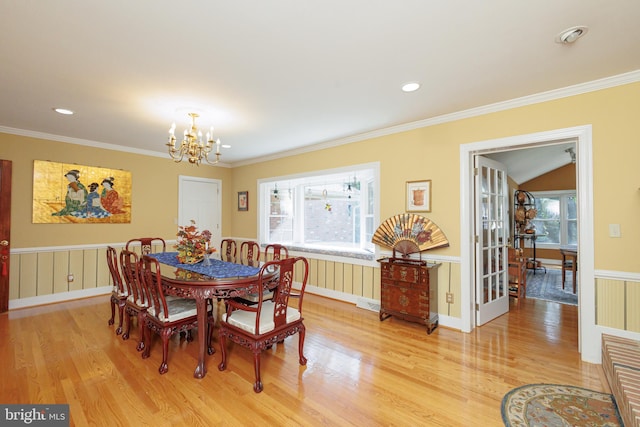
[609,224,621,238]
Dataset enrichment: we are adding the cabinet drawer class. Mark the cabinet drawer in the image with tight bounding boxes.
[381,263,423,284]
[381,281,429,314]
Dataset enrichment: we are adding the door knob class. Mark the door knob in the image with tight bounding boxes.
[0,240,8,246]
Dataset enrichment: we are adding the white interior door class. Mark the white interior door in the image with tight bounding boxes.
[178,176,221,250]
[475,156,509,325]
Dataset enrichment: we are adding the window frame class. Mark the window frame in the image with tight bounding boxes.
[529,190,577,249]
[258,162,380,261]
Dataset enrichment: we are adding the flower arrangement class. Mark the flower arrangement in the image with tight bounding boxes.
[175,220,215,264]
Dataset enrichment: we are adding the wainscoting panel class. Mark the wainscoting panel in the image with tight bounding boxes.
[316,259,327,290]
[352,264,363,297]
[52,252,66,294]
[9,253,19,299]
[9,246,117,303]
[18,253,38,298]
[9,242,465,327]
[325,261,336,292]
[364,265,377,300]
[37,252,54,296]
[8,241,640,340]
[596,279,626,330]
[307,258,319,289]
[439,262,461,319]
[343,264,354,295]
[334,262,344,293]
[626,281,640,332]
[69,250,84,292]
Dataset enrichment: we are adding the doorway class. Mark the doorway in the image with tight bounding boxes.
[178,176,222,251]
[460,125,599,363]
[0,160,11,313]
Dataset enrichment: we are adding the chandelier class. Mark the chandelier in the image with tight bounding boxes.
[166,112,221,165]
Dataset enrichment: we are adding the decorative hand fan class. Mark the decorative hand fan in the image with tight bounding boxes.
[371,213,449,256]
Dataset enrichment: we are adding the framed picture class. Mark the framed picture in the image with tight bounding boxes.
[406,180,431,212]
[238,191,248,211]
[32,160,132,224]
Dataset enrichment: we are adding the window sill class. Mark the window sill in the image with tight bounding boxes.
[279,244,376,262]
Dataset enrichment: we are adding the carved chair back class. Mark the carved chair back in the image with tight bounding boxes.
[220,239,237,260]
[240,241,260,262]
[125,237,166,256]
[264,243,289,261]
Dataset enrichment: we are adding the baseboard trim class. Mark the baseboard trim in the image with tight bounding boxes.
[9,286,111,311]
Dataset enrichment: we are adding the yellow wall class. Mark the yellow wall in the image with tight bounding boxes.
[230,82,640,272]
[0,135,231,247]
[522,163,576,192]
[229,129,462,255]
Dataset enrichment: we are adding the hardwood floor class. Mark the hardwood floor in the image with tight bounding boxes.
[0,293,605,426]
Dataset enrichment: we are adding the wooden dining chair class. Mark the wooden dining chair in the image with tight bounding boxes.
[220,239,237,260]
[264,243,288,261]
[106,246,127,335]
[218,256,309,393]
[234,241,271,304]
[240,241,260,262]
[561,249,578,293]
[120,249,149,351]
[507,247,527,306]
[139,255,215,374]
[125,237,166,256]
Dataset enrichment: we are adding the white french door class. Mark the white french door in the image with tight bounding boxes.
[475,156,509,325]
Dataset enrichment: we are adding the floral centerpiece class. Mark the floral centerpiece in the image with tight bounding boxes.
[175,220,214,264]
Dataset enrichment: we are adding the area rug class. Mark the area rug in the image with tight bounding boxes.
[526,268,578,305]
[501,383,622,426]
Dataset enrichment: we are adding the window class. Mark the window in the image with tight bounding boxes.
[530,191,577,247]
[259,163,379,258]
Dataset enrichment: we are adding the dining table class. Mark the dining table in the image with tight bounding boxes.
[559,246,578,293]
[149,252,276,379]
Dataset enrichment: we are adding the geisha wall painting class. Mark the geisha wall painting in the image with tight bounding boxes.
[32,160,131,224]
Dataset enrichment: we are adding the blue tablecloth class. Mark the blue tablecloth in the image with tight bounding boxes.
[150,252,260,279]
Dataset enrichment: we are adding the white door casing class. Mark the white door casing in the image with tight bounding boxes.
[178,176,222,251]
[460,125,595,362]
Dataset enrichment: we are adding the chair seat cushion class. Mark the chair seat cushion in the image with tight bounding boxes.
[126,295,148,308]
[239,291,274,303]
[112,286,127,297]
[223,301,300,335]
[148,298,198,322]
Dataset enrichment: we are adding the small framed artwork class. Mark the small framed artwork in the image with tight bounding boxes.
[406,180,431,212]
[238,191,248,211]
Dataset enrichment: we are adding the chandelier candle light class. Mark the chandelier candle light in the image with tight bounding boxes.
[167,112,221,165]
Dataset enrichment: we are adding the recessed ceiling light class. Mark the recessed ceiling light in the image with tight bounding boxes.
[53,108,74,115]
[222,144,231,149]
[401,82,420,92]
[555,26,589,44]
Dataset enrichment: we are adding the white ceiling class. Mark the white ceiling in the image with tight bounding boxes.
[484,142,576,184]
[1,1,639,167]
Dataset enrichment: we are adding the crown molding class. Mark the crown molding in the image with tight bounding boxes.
[0,126,232,168]
[233,69,640,167]
[3,70,639,169]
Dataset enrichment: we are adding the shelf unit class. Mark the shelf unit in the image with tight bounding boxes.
[513,190,546,273]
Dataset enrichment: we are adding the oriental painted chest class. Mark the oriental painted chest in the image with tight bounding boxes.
[379,257,439,334]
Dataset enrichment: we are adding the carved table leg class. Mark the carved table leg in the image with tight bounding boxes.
[193,296,208,379]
